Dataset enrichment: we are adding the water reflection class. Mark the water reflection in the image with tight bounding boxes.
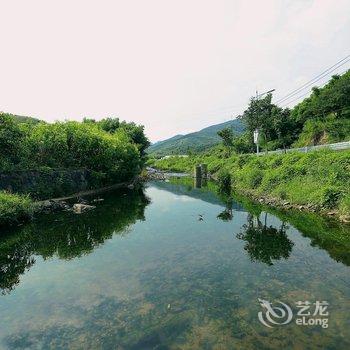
[237,213,294,265]
[194,177,207,189]
[217,198,234,221]
[0,187,150,294]
[0,178,349,349]
[153,177,350,266]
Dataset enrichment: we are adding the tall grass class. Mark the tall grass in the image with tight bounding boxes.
[153,148,350,215]
[0,191,34,227]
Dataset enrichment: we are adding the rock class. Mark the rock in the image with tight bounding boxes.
[92,198,104,203]
[145,169,169,181]
[327,211,337,216]
[259,198,264,203]
[340,215,350,223]
[127,184,135,190]
[77,197,88,204]
[41,200,70,213]
[283,201,290,206]
[73,203,96,214]
[299,205,305,210]
[41,200,53,212]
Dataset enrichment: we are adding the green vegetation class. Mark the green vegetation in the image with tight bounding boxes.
[0,113,149,226]
[150,70,350,220]
[0,187,149,294]
[228,70,350,153]
[147,119,244,156]
[0,191,35,227]
[0,113,149,180]
[237,214,293,266]
[1,112,42,125]
[151,148,350,217]
[294,116,350,146]
[148,70,350,158]
[217,170,231,193]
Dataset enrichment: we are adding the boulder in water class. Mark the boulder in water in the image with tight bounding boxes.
[72,203,96,214]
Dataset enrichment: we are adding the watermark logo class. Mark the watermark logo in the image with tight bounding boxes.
[258,299,329,329]
[258,298,293,327]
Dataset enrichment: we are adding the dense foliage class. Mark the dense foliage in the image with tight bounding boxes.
[0,114,149,184]
[83,117,150,155]
[150,147,350,216]
[148,70,350,158]
[0,113,149,226]
[0,191,34,227]
[230,70,350,153]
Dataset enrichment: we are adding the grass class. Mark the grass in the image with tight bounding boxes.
[151,147,350,217]
[0,191,35,227]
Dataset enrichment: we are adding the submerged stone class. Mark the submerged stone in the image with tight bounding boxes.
[72,203,96,214]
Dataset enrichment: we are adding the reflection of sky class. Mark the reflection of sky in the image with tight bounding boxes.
[0,184,349,349]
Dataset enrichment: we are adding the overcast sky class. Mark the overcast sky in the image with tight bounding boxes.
[1,0,349,142]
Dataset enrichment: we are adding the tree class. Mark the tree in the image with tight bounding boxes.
[119,121,150,156]
[239,94,277,151]
[217,127,234,154]
[232,132,255,154]
[96,118,150,156]
[99,117,120,133]
[271,107,296,150]
[0,113,24,166]
[291,70,350,125]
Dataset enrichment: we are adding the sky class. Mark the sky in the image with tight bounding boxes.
[1,0,349,142]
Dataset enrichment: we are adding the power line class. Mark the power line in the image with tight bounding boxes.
[279,68,349,108]
[176,56,350,122]
[275,54,350,103]
[275,54,350,104]
[279,81,328,108]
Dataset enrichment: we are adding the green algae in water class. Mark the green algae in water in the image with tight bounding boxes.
[0,180,349,349]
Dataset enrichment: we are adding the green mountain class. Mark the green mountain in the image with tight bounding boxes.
[147,119,245,156]
[1,112,42,125]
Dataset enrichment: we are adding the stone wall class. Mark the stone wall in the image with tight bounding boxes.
[0,168,96,199]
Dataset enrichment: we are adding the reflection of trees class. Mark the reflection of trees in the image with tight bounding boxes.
[0,244,35,295]
[0,188,150,294]
[217,198,233,221]
[237,213,294,265]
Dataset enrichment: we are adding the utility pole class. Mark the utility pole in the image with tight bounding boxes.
[254,128,259,154]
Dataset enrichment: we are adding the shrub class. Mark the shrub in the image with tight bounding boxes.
[217,170,231,193]
[154,147,350,211]
[0,191,34,227]
[0,113,24,168]
[0,116,148,185]
[247,169,263,188]
[339,195,350,216]
[320,187,343,208]
[277,189,288,200]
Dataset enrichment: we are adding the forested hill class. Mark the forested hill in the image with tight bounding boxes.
[147,119,245,156]
[1,113,42,125]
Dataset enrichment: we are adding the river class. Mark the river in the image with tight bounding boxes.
[0,178,349,349]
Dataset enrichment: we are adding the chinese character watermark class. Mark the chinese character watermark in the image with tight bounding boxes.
[258,298,329,329]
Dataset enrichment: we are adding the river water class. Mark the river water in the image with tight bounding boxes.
[0,178,349,349]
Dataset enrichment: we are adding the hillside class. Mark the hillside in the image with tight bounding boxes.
[0,112,42,125]
[147,119,245,156]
